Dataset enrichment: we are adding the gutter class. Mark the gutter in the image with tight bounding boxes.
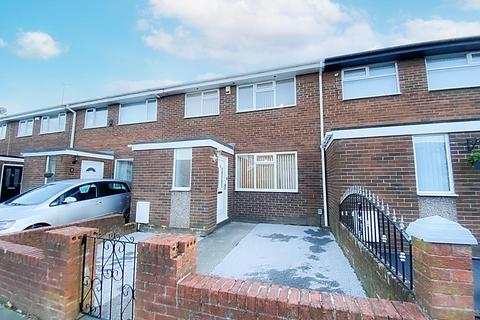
[319,61,329,227]
[64,105,76,148]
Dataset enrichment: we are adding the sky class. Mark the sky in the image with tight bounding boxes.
[0,0,479,114]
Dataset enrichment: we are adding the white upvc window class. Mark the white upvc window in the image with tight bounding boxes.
[45,155,57,183]
[185,89,220,118]
[85,107,108,128]
[426,52,480,91]
[172,148,192,191]
[237,78,296,112]
[0,124,7,140]
[412,134,455,196]
[17,119,34,137]
[114,159,133,182]
[342,62,400,100]
[118,99,157,125]
[236,151,297,192]
[40,113,66,134]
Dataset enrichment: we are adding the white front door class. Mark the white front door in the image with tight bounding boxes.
[80,160,104,179]
[217,155,228,223]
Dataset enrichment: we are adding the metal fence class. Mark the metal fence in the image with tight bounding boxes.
[339,186,413,291]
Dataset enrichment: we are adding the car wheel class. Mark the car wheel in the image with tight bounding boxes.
[123,207,131,224]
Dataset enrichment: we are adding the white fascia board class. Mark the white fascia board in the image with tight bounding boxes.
[22,150,114,160]
[1,107,67,121]
[131,139,234,155]
[0,156,24,163]
[325,120,480,149]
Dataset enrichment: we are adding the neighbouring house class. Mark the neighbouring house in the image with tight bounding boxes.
[1,36,479,238]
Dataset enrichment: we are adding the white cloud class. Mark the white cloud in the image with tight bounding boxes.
[141,0,381,65]
[0,38,6,48]
[457,0,480,10]
[390,18,480,45]
[15,31,62,59]
[104,79,180,93]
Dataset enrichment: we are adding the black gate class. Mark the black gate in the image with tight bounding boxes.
[80,232,137,320]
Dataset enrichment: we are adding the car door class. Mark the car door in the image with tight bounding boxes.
[98,182,129,215]
[51,183,102,224]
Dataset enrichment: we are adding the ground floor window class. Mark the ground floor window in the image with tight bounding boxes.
[45,156,57,183]
[172,148,192,191]
[413,134,454,195]
[236,151,297,192]
[115,159,133,182]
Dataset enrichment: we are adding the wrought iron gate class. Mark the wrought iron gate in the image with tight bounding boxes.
[80,232,137,320]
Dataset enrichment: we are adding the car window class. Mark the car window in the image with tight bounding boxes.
[6,183,68,206]
[51,183,98,206]
[98,182,129,197]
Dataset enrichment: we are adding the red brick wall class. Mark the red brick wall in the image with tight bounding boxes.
[0,113,73,156]
[135,234,427,320]
[323,58,480,131]
[21,156,46,191]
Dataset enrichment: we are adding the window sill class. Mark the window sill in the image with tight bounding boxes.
[39,130,65,136]
[83,125,108,130]
[428,83,480,92]
[417,192,458,197]
[342,92,401,101]
[118,119,157,126]
[16,134,33,138]
[236,104,296,114]
[184,113,220,119]
[171,188,191,192]
[235,188,298,193]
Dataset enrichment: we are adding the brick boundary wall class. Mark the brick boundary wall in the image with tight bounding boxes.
[0,214,134,248]
[335,223,415,302]
[135,234,427,320]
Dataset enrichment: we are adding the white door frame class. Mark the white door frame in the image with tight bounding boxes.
[217,155,228,224]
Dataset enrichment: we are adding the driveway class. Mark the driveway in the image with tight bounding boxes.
[198,222,366,297]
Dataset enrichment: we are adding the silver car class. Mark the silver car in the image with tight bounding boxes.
[0,179,131,235]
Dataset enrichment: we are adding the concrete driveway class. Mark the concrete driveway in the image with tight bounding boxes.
[198,222,366,297]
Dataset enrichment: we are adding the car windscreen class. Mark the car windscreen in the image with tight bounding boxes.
[5,183,69,206]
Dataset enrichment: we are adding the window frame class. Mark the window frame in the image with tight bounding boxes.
[172,148,193,191]
[236,77,297,113]
[412,134,456,197]
[425,51,480,91]
[84,107,108,129]
[118,99,157,125]
[0,123,7,140]
[40,112,66,134]
[17,119,34,137]
[235,151,298,193]
[114,158,134,181]
[341,62,401,100]
[184,89,220,118]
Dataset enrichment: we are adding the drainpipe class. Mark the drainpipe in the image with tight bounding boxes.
[319,61,329,227]
[65,105,76,148]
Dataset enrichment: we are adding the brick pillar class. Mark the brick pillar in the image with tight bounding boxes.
[407,216,477,320]
[44,226,98,320]
[135,234,197,320]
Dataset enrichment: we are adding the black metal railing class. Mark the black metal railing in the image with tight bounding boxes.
[80,232,137,320]
[339,186,413,291]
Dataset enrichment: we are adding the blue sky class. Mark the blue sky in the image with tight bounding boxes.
[0,0,479,114]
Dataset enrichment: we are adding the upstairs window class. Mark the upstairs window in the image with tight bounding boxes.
[17,119,34,137]
[119,99,157,125]
[0,124,6,140]
[342,63,400,100]
[40,113,66,134]
[426,52,480,90]
[237,78,296,112]
[413,135,454,196]
[85,107,108,128]
[185,90,219,118]
[172,148,192,191]
[236,152,297,192]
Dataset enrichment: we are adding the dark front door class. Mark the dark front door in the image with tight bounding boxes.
[1,165,23,202]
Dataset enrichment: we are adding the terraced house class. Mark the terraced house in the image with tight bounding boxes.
[1,36,479,239]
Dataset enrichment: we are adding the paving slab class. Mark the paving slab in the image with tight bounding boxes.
[210,223,366,297]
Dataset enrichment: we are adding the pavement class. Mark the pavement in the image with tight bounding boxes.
[0,305,34,319]
[198,222,366,297]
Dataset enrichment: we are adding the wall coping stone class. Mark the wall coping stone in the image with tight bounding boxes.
[406,215,478,245]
